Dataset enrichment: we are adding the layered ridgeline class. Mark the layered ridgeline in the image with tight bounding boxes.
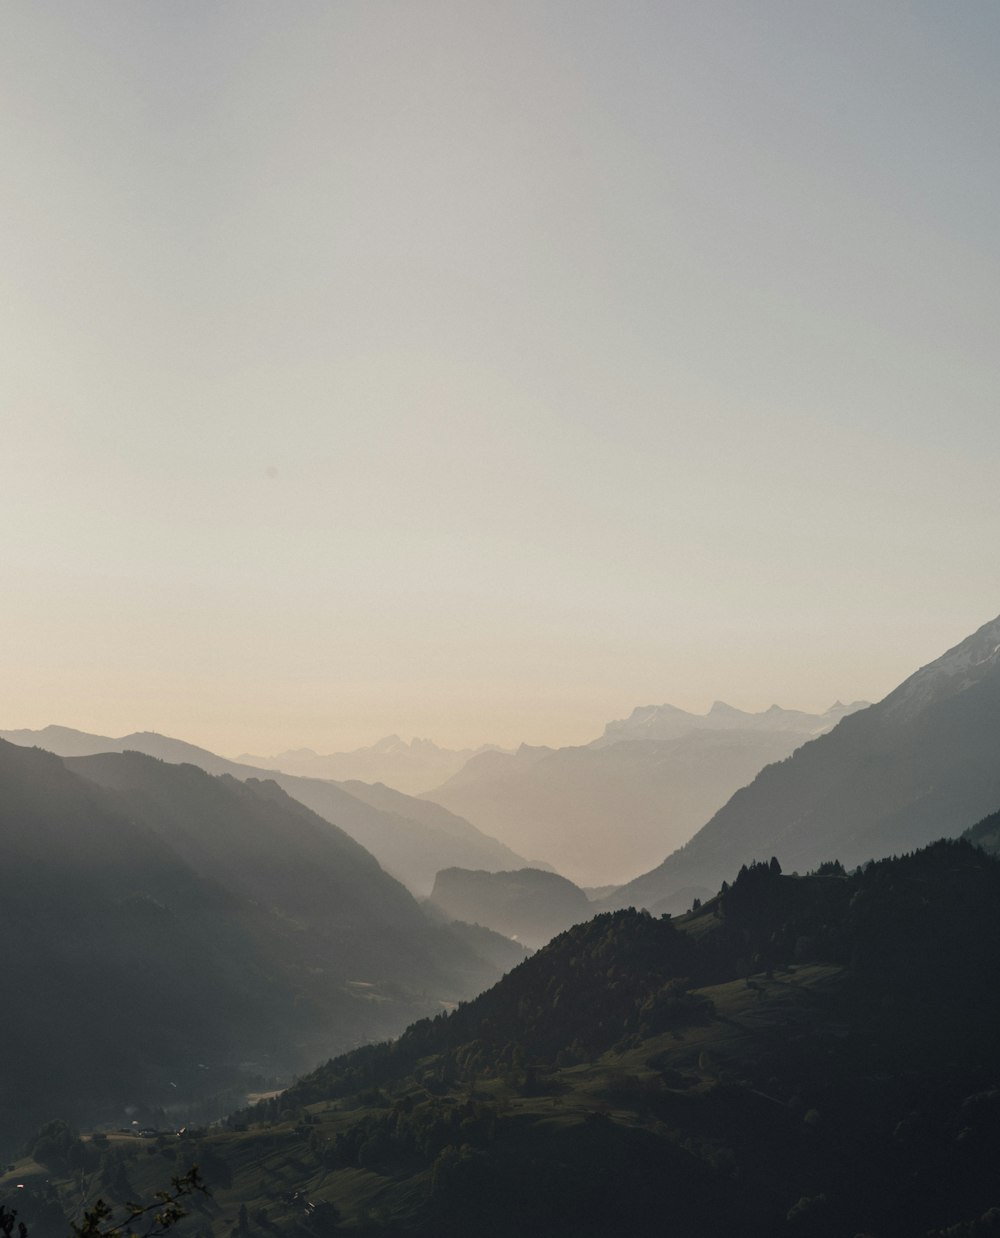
[424,703,863,887]
[236,736,503,797]
[611,612,1000,913]
[0,741,516,1156]
[0,727,528,896]
[23,840,999,1238]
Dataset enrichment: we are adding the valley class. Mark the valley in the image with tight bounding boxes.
[5,840,999,1237]
[6,5,998,1233]
[5,615,1000,1235]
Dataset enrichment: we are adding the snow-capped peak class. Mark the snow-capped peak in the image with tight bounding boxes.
[877,613,1000,722]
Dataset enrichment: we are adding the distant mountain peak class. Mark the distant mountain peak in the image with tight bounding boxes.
[594,698,868,747]
[232,735,508,795]
[372,734,406,753]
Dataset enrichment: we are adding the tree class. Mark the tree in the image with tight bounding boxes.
[1,1170,207,1238]
[26,1122,86,1175]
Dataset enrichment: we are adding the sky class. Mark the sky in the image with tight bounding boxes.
[3,1,1000,755]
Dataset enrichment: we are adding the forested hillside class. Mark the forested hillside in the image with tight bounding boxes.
[11,838,996,1237]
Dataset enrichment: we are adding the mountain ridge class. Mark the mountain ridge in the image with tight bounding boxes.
[235,735,507,796]
[0,741,511,1153]
[609,611,1000,911]
[592,698,868,746]
[0,726,529,896]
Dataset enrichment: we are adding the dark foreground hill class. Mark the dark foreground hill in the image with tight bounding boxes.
[16,837,998,1238]
[0,743,511,1156]
[611,612,1000,911]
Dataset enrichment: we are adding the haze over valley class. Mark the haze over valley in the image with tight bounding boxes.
[5,2,1000,1234]
[235,736,502,799]
[7,624,1000,1236]
[421,699,866,886]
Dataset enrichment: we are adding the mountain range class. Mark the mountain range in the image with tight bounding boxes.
[0,740,513,1154]
[0,726,529,897]
[610,612,1000,912]
[235,735,503,796]
[6,613,1000,1233]
[592,698,865,745]
[423,703,865,886]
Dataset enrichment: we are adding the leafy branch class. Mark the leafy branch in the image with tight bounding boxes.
[71,1167,208,1238]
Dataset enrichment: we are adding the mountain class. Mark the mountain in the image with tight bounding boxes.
[334,778,547,876]
[33,838,999,1238]
[235,735,504,796]
[423,703,862,887]
[611,612,1000,912]
[592,699,866,746]
[435,919,533,973]
[0,727,529,896]
[0,741,512,1155]
[427,867,592,948]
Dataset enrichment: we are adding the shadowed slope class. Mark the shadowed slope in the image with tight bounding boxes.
[610,613,1000,911]
[425,725,853,887]
[0,743,509,1155]
[0,726,530,895]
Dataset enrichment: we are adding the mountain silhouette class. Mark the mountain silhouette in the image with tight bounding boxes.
[0,726,528,896]
[0,741,514,1152]
[424,704,861,886]
[610,612,1000,911]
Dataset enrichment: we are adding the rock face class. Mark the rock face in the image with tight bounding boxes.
[609,612,1000,913]
[428,867,592,948]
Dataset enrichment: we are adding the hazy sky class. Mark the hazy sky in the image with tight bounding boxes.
[4,2,1000,754]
